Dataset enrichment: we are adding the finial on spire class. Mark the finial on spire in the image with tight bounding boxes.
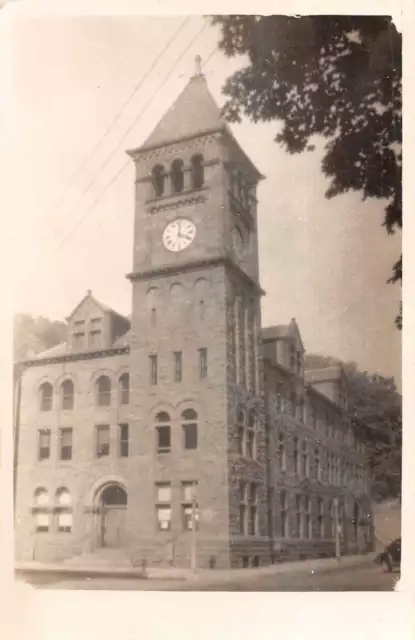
[87,289,92,296]
[194,54,202,76]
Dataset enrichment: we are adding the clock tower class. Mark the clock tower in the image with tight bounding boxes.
[126,59,269,568]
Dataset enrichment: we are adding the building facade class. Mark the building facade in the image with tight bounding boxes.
[14,67,372,569]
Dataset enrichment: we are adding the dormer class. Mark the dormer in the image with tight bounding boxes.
[66,290,130,353]
[304,365,348,408]
[262,318,305,376]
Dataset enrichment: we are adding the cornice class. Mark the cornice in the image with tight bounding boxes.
[127,129,221,162]
[146,192,208,214]
[20,346,130,368]
[126,256,265,296]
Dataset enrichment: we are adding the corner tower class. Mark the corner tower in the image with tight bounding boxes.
[126,59,269,568]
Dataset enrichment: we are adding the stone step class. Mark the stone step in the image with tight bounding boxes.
[64,548,133,567]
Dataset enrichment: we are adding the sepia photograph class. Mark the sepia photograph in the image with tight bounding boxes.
[10,12,402,593]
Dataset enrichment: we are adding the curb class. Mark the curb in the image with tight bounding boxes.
[15,553,376,584]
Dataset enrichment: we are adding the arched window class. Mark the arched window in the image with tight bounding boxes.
[191,154,204,189]
[61,379,74,410]
[152,164,165,197]
[40,382,53,412]
[55,488,73,533]
[171,159,184,193]
[34,488,49,532]
[155,411,171,453]
[119,373,129,405]
[182,408,198,450]
[96,375,111,407]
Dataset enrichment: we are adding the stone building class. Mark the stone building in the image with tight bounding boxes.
[14,64,372,569]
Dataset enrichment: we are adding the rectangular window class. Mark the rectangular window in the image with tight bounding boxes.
[57,510,72,533]
[59,428,73,461]
[88,330,102,350]
[119,423,129,457]
[305,497,311,539]
[301,443,308,478]
[35,511,50,533]
[183,423,198,450]
[181,482,198,531]
[96,425,110,457]
[156,483,171,503]
[173,351,182,382]
[156,426,171,453]
[182,481,197,503]
[317,498,324,539]
[248,483,257,536]
[278,433,286,471]
[156,506,172,531]
[73,332,85,350]
[293,437,299,475]
[198,348,208,379]
[295,495,302,538]
[280,491,288,538]
[238,426,245,455]
[315,449,321,481]
[246,429,255,459]
[38,430,51,461]
[155,483,171,531]
[239,481,247,535]
[149,354,158,385]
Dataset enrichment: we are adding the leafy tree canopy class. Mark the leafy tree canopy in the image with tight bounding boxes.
[14,314,67,362]
[305,353,401,501]
[212,15,402,326]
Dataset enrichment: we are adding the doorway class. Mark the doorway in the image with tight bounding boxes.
[99,484,127,548]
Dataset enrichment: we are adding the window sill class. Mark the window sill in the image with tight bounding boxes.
[145,186,208,205]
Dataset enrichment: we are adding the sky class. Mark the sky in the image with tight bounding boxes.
[6,14,401,385]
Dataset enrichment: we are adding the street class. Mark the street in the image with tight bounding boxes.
[19,563,399,592]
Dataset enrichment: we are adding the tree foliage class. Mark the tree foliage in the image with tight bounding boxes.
[212,15,402,326]
[14,314,67,361]
[305,353,402,501]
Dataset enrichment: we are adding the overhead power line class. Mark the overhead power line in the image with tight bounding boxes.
[41,17,191,233]
[56,25,211,250]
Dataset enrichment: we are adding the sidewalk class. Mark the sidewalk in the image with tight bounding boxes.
[15,552,376,584]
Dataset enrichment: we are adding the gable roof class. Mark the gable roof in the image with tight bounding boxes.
[262,318,305,351]
[262,325,291,341]
[66,290,129,324]
[304,366,344,384]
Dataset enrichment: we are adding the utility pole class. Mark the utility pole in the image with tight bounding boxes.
[190,482,198,574]
[334,497,341,561]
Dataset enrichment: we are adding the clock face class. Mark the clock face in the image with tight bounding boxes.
[163,218,196,252]
[232,227,244,261]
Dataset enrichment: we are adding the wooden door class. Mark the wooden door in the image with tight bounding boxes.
[102,506,126,548]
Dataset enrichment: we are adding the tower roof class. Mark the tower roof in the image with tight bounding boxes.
[142,68,227,149]
[128,57,264,181]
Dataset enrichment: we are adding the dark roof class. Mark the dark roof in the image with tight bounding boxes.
[304,366,344,384]
[262,325,290,341]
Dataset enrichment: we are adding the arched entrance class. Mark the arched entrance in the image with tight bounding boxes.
[98,484,127,548]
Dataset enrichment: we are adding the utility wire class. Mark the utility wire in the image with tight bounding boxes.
[56,25,211,250]
[41,17,191,233]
